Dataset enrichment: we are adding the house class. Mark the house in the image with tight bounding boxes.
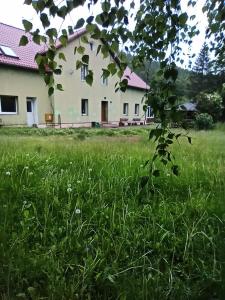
[0,22,153,127]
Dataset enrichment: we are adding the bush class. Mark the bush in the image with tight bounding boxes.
[195,113,214,130]
[196,92,223,122]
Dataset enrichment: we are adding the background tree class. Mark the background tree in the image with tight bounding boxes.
[188,42,213,98]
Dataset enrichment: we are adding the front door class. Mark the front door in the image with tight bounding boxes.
[27,98,37,126]
[101,101,108,122]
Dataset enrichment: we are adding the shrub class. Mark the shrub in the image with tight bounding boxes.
[195,113,214,130]
[196,92,223,122]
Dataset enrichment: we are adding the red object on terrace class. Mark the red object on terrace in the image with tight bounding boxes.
[0,22,149,90]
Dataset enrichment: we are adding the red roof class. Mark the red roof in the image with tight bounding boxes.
[0,22,149,90]
[123,67,150,90]
[0,22,43,70]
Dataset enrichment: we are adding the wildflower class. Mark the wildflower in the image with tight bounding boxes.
[166,173,170,177]
[6,171,11,176]
[77,180,81,184]
[88,177,91,180]
[24,166,29,170]
[29,172,33,176]
[46,159,49,163]
[69,162,73,165]
[26,153,29,157]
[88,168,92,172]
[140,164,144,168]
[67,187,72,193]
[75,208,81,214]
[67,183,72,188]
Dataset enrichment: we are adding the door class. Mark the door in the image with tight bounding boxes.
[27,98,38,126]
[101,101,108,122]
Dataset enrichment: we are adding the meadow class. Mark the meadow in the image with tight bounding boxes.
[0,126,225,299]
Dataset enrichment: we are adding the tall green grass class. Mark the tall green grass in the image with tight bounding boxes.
[0,129,225,299]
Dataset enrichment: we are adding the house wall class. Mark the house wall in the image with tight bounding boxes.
[0,66,51,125]
[120,87,146,120]
[53,37,122,125]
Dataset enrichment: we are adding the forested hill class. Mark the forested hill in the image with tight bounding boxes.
[127,59,192,102]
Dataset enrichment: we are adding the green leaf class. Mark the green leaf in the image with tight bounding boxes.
[82,55,89,65]
[59,52,66,61]
[81,35,89,44]
[74,18,85,29]
[22,19,33,32]
[187,136,192,144]
[85,70,93,86]
[19,35,29,46]
[171,165,179,176]
[40,13,50,28]
[152,170,160,177]
[56,83,64,91]
[76,60,82,70]
[77,46,85,55]
[59,35,68,47]
[48,87,54,96]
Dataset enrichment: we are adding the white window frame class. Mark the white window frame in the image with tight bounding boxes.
[123,103,129,116]
[134,104,139,116]
[81,65,88,81]
[0,45,18,57]
[146,106,154,118]
[0,95,18,115]
[81,99,88,116]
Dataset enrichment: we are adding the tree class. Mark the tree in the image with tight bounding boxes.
[188,42,213,98]
[20,0,225,178]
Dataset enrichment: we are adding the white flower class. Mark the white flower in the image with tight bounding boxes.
[166,173,170,177]
[67,183,72,188]
[6,171,11,176]
[69,162,73,165]
[88,177,91,180]
[77,180,81,184]
[75,208,81,214]
[67,187,72,193]
[24,166,29,170]
[140,164,144,168]
[29,172,33,176]
[88,168,92,172]
[46,159,49,163]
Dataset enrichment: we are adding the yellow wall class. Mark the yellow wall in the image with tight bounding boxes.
[53,37,122,125]
[53,36,146,125]
[121,87,146,120]
[0,66,51,125]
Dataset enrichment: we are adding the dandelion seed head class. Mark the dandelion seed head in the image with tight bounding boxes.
[67,187,72,193]
[29,172,33,176]
[88,168,92,172]
[24,166,29,170]
[6,171,11,176]
[77,180,81,184]
[69,162,73,165]
[75,208,81,214]
[67,183,72,188]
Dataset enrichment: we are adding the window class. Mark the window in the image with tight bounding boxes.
[89,42,94,51]
[0,45,18,57]
[0,96,17,114]
[101,76,108,86]
[123,103,128,115]
[81,99,88,115]
[81,64,88,81]
[146,106,154,118]
[134,104,139,115]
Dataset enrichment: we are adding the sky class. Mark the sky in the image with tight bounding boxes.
[0,0,208,68]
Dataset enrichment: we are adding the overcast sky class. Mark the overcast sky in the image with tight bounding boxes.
[0,0,208,68]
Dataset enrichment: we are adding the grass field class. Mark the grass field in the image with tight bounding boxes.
[0,127,225,299]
